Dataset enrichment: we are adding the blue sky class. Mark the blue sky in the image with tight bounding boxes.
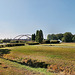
[0,0,75,39]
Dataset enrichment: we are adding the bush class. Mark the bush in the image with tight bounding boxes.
[43,40,50,44]
[5,43,25,47]
[10,40,26,43]
[50,40,60,44]
[0,43,25,48]
[0,45,4,48]
[0,40,3,43]
[3,39,11,43]
[26,41,39,45]
[26,42,39,45]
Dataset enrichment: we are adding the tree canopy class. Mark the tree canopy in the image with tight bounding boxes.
[31,34,35,41]
[35,30,43,43]
[72,35,75,42]
[47,32,75,42]
[62,32,73,42]
[47,34,57,40]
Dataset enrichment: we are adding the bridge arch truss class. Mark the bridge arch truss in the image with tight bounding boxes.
[13,34,31,40]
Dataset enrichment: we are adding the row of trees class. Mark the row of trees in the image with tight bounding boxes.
[31,30,43,43]
[47,32,75,42]
[32,30,75,43]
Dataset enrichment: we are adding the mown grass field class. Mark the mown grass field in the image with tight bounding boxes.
[0,43,75,75]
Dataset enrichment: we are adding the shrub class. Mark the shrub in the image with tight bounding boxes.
[0,43,25,48]
[5,43,25,47]
[50,40,60,44]
[0,45,4,48]
[26,41,39,45]
[26,42,39,45]
[43,40,50,44]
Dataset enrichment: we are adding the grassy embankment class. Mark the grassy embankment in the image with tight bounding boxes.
[0,43,75,75]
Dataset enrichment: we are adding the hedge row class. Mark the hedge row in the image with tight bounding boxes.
[43,40,60,44]
[26,40,60,45]
[26,41,39,45]
[50,40,60,44]
[26,42,39,45]
[0,43,25,48]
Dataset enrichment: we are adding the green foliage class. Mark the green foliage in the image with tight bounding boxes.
[72,35,75,42]
[31,34,35,41]
[10,40,26,43]
[35,30,43,43]
[3,39,11,43]
[62,32,73,42]
[10,40,17,43]
[6,43,25,47]
[0,43,25,48]
[35,30,39,42]
[0,49,11,56]
[0,45,5,48]
[47,34,52,40]
[56,33,63,40]
[39,30,43,43]
[47,32,74,42]
[0,40,3,43]
[61,37,64,42]
[26,41,39,45]
[50,40,60,44]
[47,34,57,40]
[43,40,50,44]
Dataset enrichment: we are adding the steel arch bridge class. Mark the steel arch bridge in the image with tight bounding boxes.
[13,34,31,40]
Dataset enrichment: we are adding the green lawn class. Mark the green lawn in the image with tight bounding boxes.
[0,43,75,75]
[5,44,75,61]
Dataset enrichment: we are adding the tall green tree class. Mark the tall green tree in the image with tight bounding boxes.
[35,30,39,42]
[35,30,43,43]
[62,32,73,42]
[31,33,35,41]
[39,30,43,43]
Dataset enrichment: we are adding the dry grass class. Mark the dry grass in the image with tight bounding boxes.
[0,43,75,75]
[0,58,49,75]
